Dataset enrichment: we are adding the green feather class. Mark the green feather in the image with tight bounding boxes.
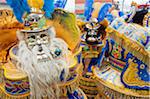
[38,17,46,28]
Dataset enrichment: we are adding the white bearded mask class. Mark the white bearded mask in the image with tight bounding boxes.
[16,27,69,99]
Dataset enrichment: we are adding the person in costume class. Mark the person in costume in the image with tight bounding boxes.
[4,0,77,98]
[78,1,111,98]
[81,1,111,73]
[88,1,150,99]
[17,20,70,99]
[81,18,107,73]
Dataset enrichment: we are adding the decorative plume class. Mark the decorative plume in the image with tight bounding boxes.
[6,0,30,23]
[42,0,54,18]
[6,0,55,22]
[97,3,112,22]
[84,0,94,21]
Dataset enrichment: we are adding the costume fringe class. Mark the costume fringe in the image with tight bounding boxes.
[106,27,150,66]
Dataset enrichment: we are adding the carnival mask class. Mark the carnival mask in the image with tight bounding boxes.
[25,31,50,50]
[84,22,106,45]
[17,27,55,62]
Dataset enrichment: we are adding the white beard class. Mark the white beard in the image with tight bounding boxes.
[17,40,69,99]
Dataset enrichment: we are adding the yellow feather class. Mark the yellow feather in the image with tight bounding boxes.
[46,9,81,52]
[92,2,103,18]
[27,0,44,9]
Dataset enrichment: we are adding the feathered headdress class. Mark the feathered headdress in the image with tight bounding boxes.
[84,0,94,21]
[6,0,54,23]
[97,3,112,22]
[84,1,112,23]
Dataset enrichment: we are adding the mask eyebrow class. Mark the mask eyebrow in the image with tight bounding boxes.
[27,34,36,39]
[40,34,47,38]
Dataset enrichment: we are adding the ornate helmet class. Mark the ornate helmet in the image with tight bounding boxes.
[6,0,56,41]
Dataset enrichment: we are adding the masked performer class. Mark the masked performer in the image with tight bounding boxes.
[0,0,85,99]
[11,8,69,99]
[17,19,69,99]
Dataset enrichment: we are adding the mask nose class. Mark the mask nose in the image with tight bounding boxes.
[38,44,43,52]
[91,30,95,35]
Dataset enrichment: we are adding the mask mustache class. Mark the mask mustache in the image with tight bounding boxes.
[17,40,69,98]
[31,44,53,62]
